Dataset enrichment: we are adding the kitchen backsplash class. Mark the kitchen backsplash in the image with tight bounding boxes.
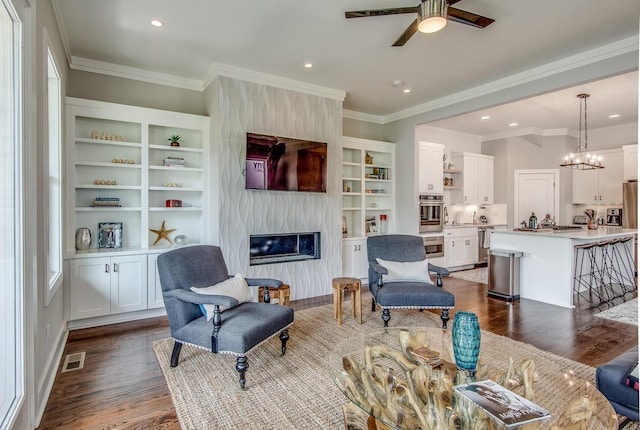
[447,203,507,225]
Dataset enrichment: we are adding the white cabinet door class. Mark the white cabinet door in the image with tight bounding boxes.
[69,257,111,320]
[623,145,638,181]
[342,238,368,280]
[69,254,148,319]
[147,253,165,309]
[445,238,466,267]
[465,236,479,265]
[418,142,444,194]
[598,150,623,204]
[572,149,623,204]
[572,168,599,204]
[477,156,494,204]
[110,255,147,314]
[418,144,429,194]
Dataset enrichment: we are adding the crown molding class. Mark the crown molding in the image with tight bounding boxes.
[343,109,385,124]
[69,56,204,91]
[51,0,72,67]
[204,63,346,101]
[481,127,575,142]
[376,36,639,125]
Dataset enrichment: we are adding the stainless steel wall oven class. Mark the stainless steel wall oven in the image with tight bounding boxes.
[419,194,444,233]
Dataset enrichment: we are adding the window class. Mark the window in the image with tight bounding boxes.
[45,36,62,306]
[0,0,24,426]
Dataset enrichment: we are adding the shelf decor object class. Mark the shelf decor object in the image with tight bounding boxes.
[98,222,123,249]
[75,227,91,250]
[452,311,481,376]
[149,220,176,245]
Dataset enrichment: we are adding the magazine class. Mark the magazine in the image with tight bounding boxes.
[454,379,550,428]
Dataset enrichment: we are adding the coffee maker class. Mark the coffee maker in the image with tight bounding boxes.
[606,208,622,226]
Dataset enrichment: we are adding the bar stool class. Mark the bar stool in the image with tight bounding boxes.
[332,277,363,325]
[258,284,291,306]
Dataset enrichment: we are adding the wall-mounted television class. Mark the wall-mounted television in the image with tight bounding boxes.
[245,132,327,193]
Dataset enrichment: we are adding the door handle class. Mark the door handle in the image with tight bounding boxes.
[105,264,110,273]
[113,263,118,272]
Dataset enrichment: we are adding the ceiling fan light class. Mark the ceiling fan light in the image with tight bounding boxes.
[418,0,448,33]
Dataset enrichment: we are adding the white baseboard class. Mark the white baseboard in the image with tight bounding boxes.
[67,308,167,330]
[34,322,68,428]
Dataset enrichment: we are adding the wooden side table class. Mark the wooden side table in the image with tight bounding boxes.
[332,277,362,325]
[258,284,291,306]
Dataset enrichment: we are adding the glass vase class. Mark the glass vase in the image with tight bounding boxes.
[452,311,481,376]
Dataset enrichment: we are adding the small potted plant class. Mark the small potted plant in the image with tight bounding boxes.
[168,134,181,147]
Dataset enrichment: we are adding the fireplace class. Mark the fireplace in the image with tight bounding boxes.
[250,232,321,265]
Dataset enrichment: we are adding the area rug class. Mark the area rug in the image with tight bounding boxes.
[153,304,637,429]
[595,298,638,326]
[449,267,488,284]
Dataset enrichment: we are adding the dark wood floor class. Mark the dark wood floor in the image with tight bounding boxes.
[37,276,638,429]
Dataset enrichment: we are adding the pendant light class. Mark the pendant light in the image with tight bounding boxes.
[561,93,603,170]
[417,0,448,33]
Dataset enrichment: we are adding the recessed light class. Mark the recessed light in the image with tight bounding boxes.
[609,114,621,119]
[150,20,164,27]
[509,122,519,127]
[304,63,313,68]
[403,88,411,93]
[481,115,491,120]
[392,80,404,87]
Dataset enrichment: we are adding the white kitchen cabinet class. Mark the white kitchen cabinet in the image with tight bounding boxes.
[342,237,368,280]
[69,254,147,320]
[444,227,478,269]
[572,149,624,204]
[450,153,494,204]
[418,142,444,194]
[623,144,638,181]
[147,252,165,309]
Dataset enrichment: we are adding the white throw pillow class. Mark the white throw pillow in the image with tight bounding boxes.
[191,273,252,320]
[376,258,433,284]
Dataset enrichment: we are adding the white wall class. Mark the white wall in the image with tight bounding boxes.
[205,76,343,300]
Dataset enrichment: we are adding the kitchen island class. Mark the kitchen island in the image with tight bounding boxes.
[490,227,637,308]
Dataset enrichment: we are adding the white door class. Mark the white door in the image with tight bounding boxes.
[514,170,559,227]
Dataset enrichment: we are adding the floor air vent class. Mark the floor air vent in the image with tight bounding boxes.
[61,352,86,372]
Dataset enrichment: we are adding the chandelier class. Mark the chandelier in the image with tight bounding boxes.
[560,93,603,170]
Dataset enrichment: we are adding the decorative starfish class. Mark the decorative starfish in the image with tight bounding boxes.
[149,220,176,245]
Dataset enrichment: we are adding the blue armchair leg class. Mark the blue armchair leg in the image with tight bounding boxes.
[382,308,391,327]
[236,355,248,390]
[279,329,290,356]
[170,342,182,367]
[441,309,450,329]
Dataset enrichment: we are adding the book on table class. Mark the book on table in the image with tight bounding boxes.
[454,379,550,428]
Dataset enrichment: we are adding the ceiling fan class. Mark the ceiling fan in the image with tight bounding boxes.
[345,0,495,46]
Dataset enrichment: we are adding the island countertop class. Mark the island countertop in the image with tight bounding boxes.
[497,227,637,240]
[491,228,636,308]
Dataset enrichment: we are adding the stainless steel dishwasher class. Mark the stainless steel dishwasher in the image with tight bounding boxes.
[477,226,494,264]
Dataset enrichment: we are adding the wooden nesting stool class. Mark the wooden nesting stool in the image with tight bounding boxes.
[332,277,362,325]
[258,284,291,306]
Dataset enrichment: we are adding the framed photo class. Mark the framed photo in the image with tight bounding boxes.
[98,222,123,249]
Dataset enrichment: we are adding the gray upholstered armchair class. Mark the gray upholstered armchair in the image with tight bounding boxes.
[367,234,454,328]
[157,245,294,389]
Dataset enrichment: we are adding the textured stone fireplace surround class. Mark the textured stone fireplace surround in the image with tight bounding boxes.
[206,76,343,300]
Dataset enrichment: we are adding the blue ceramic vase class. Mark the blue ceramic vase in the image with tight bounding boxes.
[452,311,481,375]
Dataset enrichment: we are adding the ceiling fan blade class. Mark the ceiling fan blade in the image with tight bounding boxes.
[392,19,419,47]
[345,7,417,19]
[447,7,495,28]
